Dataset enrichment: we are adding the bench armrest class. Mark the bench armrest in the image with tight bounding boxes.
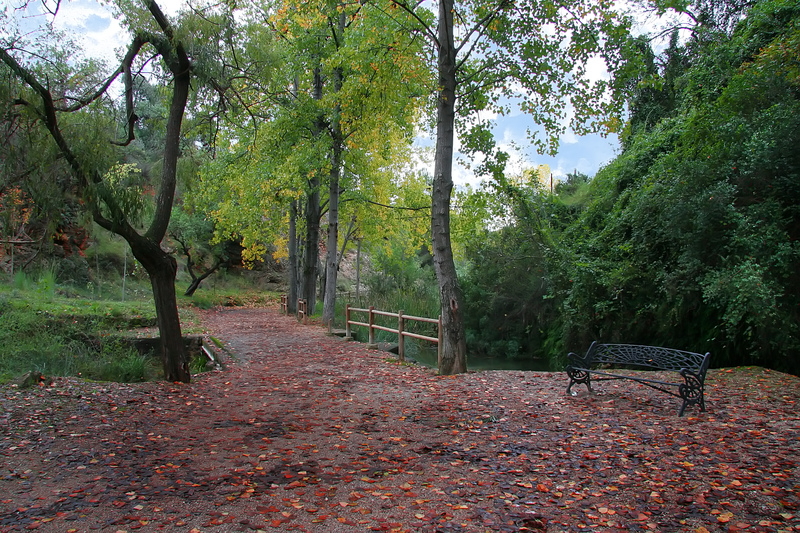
[567,351,590,368]
[566,341,598,369]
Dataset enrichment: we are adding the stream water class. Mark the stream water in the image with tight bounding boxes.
[407,344,553,372]
[347,330,554,372]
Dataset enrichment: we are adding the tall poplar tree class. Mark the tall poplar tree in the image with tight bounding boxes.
[390,0,629,374]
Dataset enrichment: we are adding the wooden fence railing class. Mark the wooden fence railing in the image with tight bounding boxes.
[345,304,441,363]
[279,296,441,364]
[280,295,309,325]
[297,298,309,325]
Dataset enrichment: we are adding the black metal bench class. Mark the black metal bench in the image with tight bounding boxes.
[565,342,711,416]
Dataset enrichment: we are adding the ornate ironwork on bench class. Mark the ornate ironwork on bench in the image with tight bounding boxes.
[565,342,711,416]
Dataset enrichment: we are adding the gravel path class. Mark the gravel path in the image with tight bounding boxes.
[1,306,799,532]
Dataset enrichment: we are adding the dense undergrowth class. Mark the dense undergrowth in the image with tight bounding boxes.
[457,0,800,375]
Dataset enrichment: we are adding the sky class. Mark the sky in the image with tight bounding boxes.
[4,0,660,188]
[414,113,620,188]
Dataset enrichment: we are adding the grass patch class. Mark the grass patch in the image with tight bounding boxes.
[0,269,161,383]
[0,264,277,383]
[0,309,160,383]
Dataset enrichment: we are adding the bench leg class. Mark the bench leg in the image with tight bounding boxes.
[566,368,592,396]
[678,374,704,416]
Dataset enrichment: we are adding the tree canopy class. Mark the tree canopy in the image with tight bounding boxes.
[4,0,797,379]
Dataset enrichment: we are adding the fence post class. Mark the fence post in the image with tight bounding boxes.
[345,304,352,340]
[398,310,405,362]
[368,305,375,346]
[437,315,443,369]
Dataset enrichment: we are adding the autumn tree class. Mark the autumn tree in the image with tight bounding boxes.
[197,0,428,323]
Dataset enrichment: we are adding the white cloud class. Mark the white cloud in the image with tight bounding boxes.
[560,129,579,145]
[51,0,127,64]
[585,53,611,83]
[47,0,186,65]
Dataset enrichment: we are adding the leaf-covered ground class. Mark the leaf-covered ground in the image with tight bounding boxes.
[1,307,798,532]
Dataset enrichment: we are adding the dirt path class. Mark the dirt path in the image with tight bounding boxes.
[1,306,799,532]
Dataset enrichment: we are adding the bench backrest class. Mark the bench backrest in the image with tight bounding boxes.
[589,342,710,374]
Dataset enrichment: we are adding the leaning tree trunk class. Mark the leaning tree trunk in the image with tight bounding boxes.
[183,260,223,297]
[432,0,467,375]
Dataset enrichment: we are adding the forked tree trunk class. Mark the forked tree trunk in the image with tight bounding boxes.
[0,0,192,383]
[138,25,191,382]
[432,0,467,375]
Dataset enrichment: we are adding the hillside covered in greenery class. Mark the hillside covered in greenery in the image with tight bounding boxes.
[462,0,800,374]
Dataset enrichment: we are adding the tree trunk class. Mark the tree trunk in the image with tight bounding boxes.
[432,0,467,375]
[322,15,346,327]
[303,187,320,313]
[356,238,361,301]
[142,29,191,382]
[124,229,190,382]
[141,248,189,382]
[322,158,341,326]
[288,199,298,314]
[302,62,325,314]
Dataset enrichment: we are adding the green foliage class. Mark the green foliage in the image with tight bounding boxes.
[91,163,152,226]
[361,243,439,318]
[459,0,800,374]
[188,354,210,375]
[460,183,562,364]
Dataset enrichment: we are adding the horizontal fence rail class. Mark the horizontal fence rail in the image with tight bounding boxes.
[345,304,441,363]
